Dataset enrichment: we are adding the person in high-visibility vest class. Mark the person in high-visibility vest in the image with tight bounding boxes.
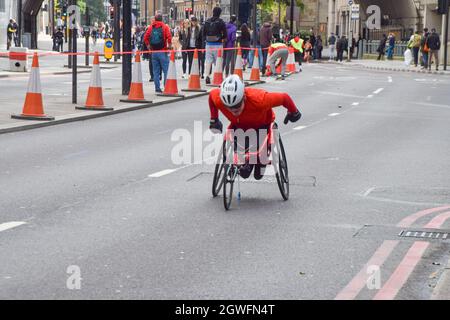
[290,34,304,72]
[267,42,289,79]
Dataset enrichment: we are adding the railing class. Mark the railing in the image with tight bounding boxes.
[363,40,409,57]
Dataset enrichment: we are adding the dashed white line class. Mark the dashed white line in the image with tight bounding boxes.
[367,95,374,98]
[293,125,307,131]
[148,169,178,178]
[328,113,340,117]
[352,102,360,106]
[388,77,393,83]
[373,88,384,94]
[0,221,27,233]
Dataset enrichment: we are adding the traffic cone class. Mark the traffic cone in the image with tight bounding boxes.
[157,50,185,97]
[182,49,207,92]
[11,52,55,121]
[265,51,272,76]
[76,52,113,111]
[286,47,296,74]
[207,47,223,87]
[120,52,153,103]
[233,46,244,80]
[248,48,261,81]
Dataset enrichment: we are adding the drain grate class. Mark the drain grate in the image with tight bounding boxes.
[399,230,449,240]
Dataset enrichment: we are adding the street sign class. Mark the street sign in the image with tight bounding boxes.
[348,0,353,5]
[351,4,360,20]
[104,38,114,61]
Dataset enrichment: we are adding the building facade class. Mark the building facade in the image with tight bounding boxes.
[0,0,19,49]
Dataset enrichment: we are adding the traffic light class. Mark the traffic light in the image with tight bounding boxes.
[185,8,192,19]
[438,0,449,14]
[110,7,115,20]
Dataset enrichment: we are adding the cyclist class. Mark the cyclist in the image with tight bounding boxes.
[209,75,302,180]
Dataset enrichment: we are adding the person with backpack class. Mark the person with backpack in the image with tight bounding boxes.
[223,15,238,77]
[202,6,227,84]
[144,11,172,93]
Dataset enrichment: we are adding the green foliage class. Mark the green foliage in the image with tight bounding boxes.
[76,0,107,24]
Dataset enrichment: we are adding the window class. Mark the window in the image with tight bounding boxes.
[0,0,6,13]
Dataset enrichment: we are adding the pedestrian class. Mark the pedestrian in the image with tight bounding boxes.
[350,36,356,60]
[198,21,206,79]
[409,30,422,67]
[6,19,18,50]
[267,42,289,79]
[386,33,395,60]
[259,21,273,75]
[336,36,346,62]
[328,32,336,61]
[420,28,430,69]
[376,34,387,61]
[239,23,251,71]
[144,11,172,93]
[180,19,191,78]
[187,16,202,76]
[426,28,441,71]
[203,6,227,84]
[53,27,64,52]
[290,34,304,72]
[309,32,316,59]
[316,35,323,60]
[304,39,313,63]
[223,14,237,77]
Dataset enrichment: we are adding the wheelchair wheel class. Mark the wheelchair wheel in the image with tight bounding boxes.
[212,141,227,197]
[223,164,237,211]
[274,134,289,200]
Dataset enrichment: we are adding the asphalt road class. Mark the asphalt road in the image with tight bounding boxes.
[1,63,450,299]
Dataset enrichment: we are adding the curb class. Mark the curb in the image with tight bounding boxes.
[0,80,264,135]
[0,69,94,78]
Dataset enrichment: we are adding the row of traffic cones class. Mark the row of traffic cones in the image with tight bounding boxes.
[11,47,274,121]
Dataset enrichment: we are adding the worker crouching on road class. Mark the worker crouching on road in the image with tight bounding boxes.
[268,42,289,79]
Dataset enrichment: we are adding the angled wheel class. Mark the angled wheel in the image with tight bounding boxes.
[223,164,237,211]
[212,141,227,197]
[273,132,289,200]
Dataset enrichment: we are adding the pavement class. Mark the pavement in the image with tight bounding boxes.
[1,62,450,299]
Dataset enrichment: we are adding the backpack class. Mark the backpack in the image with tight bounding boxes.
[205,19,222,42]
[150,25,165,50]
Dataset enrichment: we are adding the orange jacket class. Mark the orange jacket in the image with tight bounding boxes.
[209,88,298,130]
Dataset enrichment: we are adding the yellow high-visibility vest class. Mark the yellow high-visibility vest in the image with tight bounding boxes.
[290,38,304,53]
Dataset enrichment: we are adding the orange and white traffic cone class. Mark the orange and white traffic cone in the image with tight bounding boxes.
[182,49,207,92]
[11,52,55,121]
[208,47,223,87]
[233,46,244,80]
[286,47,296,74]
[248,48,261,82]
[121,51,152,103]
[265,51,272,76]
[157,50,185,97]
[76,52,113,111]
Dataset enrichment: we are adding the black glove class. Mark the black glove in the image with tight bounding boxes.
[284,110,302,124]
[209,118,223,134]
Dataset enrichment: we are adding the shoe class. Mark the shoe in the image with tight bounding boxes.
[149,78,154,82]
[182,74,186,79]
[155,89,162,93]
[254,165,266,180]
[205,76,211,84]
[201,75,204,79]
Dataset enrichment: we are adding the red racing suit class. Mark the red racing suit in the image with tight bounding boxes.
[209,87,299,130]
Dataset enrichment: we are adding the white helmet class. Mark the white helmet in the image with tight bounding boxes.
[220,75,245,108]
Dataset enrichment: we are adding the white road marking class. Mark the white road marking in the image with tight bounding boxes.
[148,169,178,178]
[0,221,27,233]
[367,95,374,98]
[373,88,384,94]
[293,125,307,131]
[362,187,377,197]
[328,113,340,117]
[412,102,450,110]
[388,77,392,83]
[352,102,360,106]
[314,91,366,99]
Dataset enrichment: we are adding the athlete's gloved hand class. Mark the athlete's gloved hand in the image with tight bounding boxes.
[209,118,223,134]
[284,110,302,124]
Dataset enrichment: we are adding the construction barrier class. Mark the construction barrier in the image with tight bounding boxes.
[120,51,153,103]
[157,50,185,98]
[182,49,207,93]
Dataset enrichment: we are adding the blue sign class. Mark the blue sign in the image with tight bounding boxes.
[105,40,113,48]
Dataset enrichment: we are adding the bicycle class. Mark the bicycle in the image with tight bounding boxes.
[212,122,289,210]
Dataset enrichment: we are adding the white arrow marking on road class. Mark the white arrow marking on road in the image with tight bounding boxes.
[373,88,384,94]
[0,221,27,233]
[148,169,178,178]
[328,113,340,117]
